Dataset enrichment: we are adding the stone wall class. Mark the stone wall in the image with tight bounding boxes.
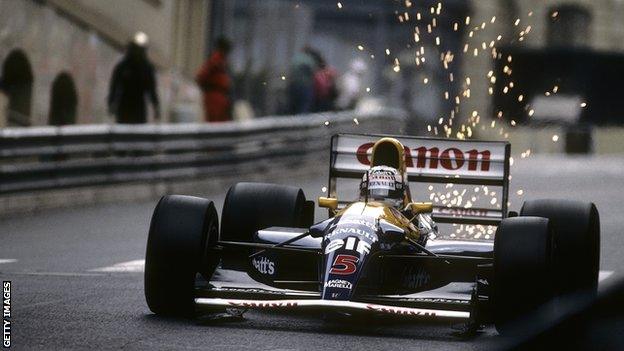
[0,0,202,127]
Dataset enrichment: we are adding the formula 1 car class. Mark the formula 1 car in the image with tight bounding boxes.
[144,134,600,335]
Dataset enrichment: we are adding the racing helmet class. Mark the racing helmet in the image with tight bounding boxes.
[359,166,405,208]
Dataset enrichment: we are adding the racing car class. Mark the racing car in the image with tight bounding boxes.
[144,134,600,335]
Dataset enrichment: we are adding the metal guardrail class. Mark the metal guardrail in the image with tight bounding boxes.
[0,108,406,194]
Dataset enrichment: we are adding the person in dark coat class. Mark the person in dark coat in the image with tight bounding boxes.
[108,35,160,124]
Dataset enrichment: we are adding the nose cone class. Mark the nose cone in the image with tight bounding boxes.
[321,216,379,300]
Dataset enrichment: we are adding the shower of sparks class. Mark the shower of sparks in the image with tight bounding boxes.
[377,1,546,239]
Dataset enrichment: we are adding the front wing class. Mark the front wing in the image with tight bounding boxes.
[195,286,472,321]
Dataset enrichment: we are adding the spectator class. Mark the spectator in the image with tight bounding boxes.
[337,58,367,110]
[309,51,338,112]
[288,47,317,114]
[196,37,232,122]
[108,32,160,124]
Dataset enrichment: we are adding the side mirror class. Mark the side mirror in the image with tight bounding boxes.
[409,202,433,214]
[318,197,338,210]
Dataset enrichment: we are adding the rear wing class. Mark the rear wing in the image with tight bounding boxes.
[328,134,510,225]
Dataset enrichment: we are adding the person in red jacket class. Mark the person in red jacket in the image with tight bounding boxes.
[196,37,232,122]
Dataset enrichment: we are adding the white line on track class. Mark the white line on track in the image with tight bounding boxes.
[0,259,17,264]
[89,259,145,273]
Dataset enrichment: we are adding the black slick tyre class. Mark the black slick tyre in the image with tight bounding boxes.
[493,216,554,335]
[220,182,312,270]
[520,199,600,298]
[144,195,219,317]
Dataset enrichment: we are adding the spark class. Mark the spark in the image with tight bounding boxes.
[517,189,524,195]
[337,2,343,9]
[324,121,330,126]
[552,134,559,142]
[322,186,327,192]
[357,45,364,51]
[581,102,587,108]
[353,118,359,125]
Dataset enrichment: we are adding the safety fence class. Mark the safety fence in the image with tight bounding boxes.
[0,108,406,194]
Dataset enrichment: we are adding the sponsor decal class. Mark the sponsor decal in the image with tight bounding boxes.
[329,254,359,275]
[325,237,371,255]
[335,218,376,231]
[407,298,471,305]
[215,287,286,295]
[228,301,298,308]
[437,207,490,218]
[324,279,353,290]
[327,227,377,243]
[402,266,430,289]
[366,304,436,316]
[356,143,492,172]
[3,281,10,348]
[252,256,275,275]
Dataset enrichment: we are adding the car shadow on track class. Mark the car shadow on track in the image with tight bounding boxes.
[141,309,495,343]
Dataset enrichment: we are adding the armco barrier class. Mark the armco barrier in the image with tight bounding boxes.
[0,108,406,195]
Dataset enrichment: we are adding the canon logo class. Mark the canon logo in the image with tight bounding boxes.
[356,143,491,171]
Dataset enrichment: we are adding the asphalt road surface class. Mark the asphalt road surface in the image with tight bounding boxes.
[1,155,623,350]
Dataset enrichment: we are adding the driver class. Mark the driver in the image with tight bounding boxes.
[359,165,405,209]
[359,165,437,243]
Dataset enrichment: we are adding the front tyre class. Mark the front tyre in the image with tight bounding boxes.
[492,216,555,335]
[144,195,219,317]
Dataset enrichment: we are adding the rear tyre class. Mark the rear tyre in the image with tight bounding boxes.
[520,199,600,298]
[220,182,312,269]
[144,195,219,317]
[493,216,554,335]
